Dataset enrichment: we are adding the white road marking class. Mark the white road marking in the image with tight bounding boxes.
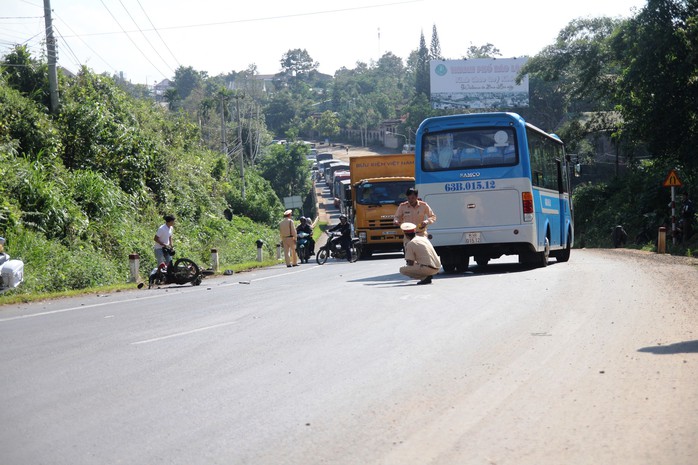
[0,266,315,323]
[131,320,241,345]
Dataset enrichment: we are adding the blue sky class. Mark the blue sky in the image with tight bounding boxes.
[2,0,646,85]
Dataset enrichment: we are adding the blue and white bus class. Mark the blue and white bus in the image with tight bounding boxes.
[415,112,573,271]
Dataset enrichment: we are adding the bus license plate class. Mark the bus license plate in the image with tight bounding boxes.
[464,232,482,244]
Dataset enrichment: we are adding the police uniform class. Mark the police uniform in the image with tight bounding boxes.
[399,223,441,283]
[394,199,436,237]
[279,210,298,267]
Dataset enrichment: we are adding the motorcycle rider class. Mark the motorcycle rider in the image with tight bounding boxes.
[327,214,353,262]
[296,217,315,257]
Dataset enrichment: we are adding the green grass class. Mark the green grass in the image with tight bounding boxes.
[0,258,285,306]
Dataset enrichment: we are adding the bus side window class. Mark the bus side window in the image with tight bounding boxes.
[533,171,544,187]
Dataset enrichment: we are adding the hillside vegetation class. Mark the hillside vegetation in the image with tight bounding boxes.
[0,69,291,295]
[2,0,697,298]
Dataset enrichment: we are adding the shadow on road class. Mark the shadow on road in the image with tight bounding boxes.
[637,340,698,354]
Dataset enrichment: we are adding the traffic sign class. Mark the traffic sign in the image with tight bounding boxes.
[663,169,683,187]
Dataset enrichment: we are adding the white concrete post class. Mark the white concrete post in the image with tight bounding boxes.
[256,240,264,262]
[657,227,666,254]
[128,253,140,283]
[210,248,219,272]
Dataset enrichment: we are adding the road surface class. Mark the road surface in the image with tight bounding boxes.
[0,248,696,465]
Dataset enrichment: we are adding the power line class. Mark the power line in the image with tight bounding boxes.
[134,0,180,69]
[116,0,175,75]
[51,19,118,75]
[62,1,422,37]
[0,15,43,20]
[52,25,84,71]
[98,0,168,79]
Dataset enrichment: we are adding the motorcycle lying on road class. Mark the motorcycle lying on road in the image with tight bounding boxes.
[296,231,313,264]
[316,232,360,265]
[148,247,206,288]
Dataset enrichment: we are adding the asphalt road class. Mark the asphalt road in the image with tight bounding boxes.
[1,249,697,465]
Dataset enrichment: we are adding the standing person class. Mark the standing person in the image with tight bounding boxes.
[279,209,298,267]
[394,187,436,239]
[611,225,628,248]
[0,236,8,266]
[327,214,353,262]
[681,192,695,242]
[399,222,441,285]
[153,214,175,266]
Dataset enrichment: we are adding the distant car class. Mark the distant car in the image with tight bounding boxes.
[316,152,333,162]
[316,159,338,180]
[324,160,349,182]
[402,144,415,154]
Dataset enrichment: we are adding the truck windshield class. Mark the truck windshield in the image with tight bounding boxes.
[356,180,415,205]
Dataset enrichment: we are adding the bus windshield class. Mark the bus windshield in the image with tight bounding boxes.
[421,127,518,171]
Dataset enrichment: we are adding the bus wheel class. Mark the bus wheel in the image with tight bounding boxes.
[443,263,457,273]
[537,237,550,267]
[475,256,489,268]
[455,256,470,272]
[555,230,572,262]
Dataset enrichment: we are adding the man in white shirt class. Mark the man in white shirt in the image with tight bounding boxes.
[153,214,175,265]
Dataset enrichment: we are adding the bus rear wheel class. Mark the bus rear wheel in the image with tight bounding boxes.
[455,256,470,272]
[555,230,572,262]
[537,237,550,267]
[443,263,457,273]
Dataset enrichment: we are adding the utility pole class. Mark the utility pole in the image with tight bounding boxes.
[43,0,59,113]
[236,93,245,200]
[220,93,227,155]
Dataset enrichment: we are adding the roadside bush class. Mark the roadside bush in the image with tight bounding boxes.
[7,227,121,293]
[0,80,62,163]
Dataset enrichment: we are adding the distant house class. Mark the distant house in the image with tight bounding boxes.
[225,74,281,94]
[380,118,406,150]
[153,78,173,102]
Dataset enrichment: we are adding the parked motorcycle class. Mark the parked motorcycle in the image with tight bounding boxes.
[148,247,204,288]
[316,232,360,265]
[296,231,312,264]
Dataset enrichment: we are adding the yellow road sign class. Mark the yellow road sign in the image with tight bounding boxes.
[663,169,683,187]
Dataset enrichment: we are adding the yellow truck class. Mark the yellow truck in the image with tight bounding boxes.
[349,154,415,257]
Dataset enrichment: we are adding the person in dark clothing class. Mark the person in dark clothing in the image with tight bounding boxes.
[681,192,695,242]
[296,216,315,256]
[327,214,353,262]
[611,225,628,248]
